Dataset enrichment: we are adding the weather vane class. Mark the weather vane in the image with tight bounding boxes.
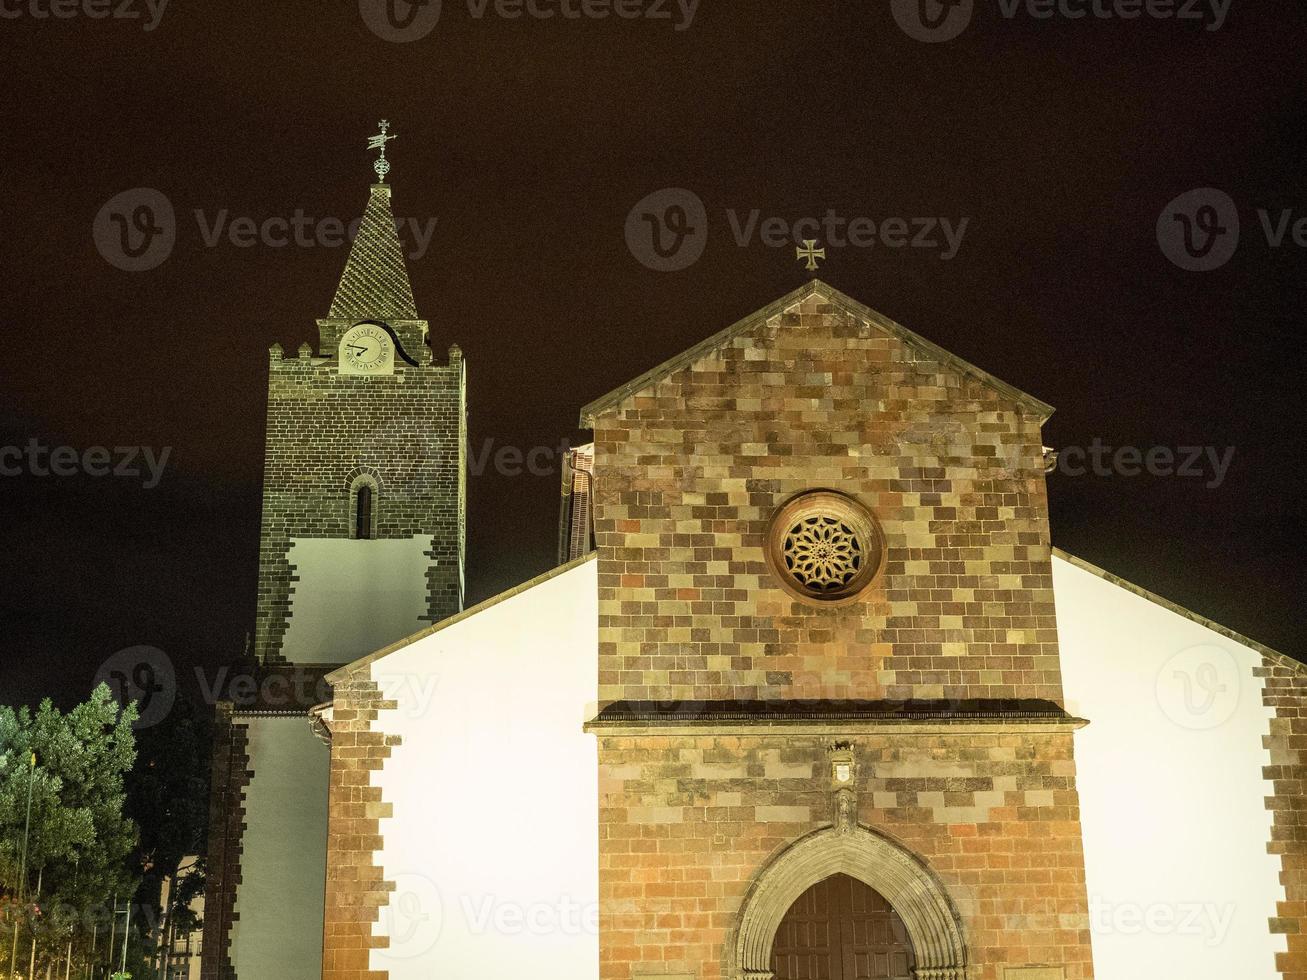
[368,120,398,182]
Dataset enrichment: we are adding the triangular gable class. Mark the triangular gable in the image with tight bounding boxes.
[578,279,1055,427]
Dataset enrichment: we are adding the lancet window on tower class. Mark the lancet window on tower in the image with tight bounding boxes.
[355,485,373,540]
[347,473,381,540]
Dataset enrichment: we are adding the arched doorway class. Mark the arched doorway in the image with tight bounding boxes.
[729,826,966,980]
[771,873,915,980]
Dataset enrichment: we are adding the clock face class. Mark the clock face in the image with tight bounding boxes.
[339,323,394,375]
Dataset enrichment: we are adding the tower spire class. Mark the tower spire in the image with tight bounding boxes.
[327,121,418,321]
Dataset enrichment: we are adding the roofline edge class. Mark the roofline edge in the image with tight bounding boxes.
[577,280,1056,427]
[325,551,598,684]
[1051,546,1298,669]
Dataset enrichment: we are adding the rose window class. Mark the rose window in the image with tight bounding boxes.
[765,491,884,605]
[782,515,865,594]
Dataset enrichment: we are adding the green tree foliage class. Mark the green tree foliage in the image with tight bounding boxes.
[126,695,211,976]
[0,685,140,970]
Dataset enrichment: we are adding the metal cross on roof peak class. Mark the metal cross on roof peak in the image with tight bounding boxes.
[367,120,398,182]
[797,239,826,274]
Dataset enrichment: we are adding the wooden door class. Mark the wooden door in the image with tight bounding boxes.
[770,873,915,980]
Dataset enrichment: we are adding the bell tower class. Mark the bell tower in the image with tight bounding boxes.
[253,124,466,666]
[201,124,465,980]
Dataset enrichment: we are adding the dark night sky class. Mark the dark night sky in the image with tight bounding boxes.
[1,0,1304,710]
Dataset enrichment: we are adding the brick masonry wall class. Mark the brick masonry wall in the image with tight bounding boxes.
[597,730,1094,980]
[200,704,251,980]
[321,669,398,980]
[590,287,1092,978]
[1259,651,1307,980]
[254,344,466,664]
[591,292,1062,706]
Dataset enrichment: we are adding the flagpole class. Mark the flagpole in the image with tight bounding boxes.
[26,868,41,980]
[9,753,36,978]
[118,905,130,977]
[105,894,115,976]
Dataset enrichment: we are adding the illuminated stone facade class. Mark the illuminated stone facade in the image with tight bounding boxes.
[582,283,1093,980]
[260,275,1293,980]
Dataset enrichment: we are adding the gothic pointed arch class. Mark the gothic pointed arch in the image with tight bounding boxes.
[730,826,967,980]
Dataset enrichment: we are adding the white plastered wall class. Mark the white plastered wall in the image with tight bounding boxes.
[1054,554,1285,979]
[366,557,600,980]
[230,715,330,980]
[280,535,435,664]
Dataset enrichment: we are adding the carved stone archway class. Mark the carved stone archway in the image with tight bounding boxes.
[730,826,967,980]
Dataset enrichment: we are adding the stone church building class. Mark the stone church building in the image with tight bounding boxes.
[201,163,1307,980]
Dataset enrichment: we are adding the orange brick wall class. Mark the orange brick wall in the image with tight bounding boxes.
[321,670,398,980]
[199,704,250,980]
[1259,652,1307,980]
[598,731,1094,980]
[591,292,1062,706]
[589,287,1092,978]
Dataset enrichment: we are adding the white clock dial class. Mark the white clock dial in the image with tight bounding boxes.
[339,323,395,375]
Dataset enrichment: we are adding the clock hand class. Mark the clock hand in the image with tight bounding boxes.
[347,344,368,356]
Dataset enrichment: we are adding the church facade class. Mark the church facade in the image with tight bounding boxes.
[204,160,1305,980]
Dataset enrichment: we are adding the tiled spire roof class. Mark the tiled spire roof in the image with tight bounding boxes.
[328,183,418,319]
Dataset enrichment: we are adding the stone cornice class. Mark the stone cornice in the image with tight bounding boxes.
[585,698,1088,736]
